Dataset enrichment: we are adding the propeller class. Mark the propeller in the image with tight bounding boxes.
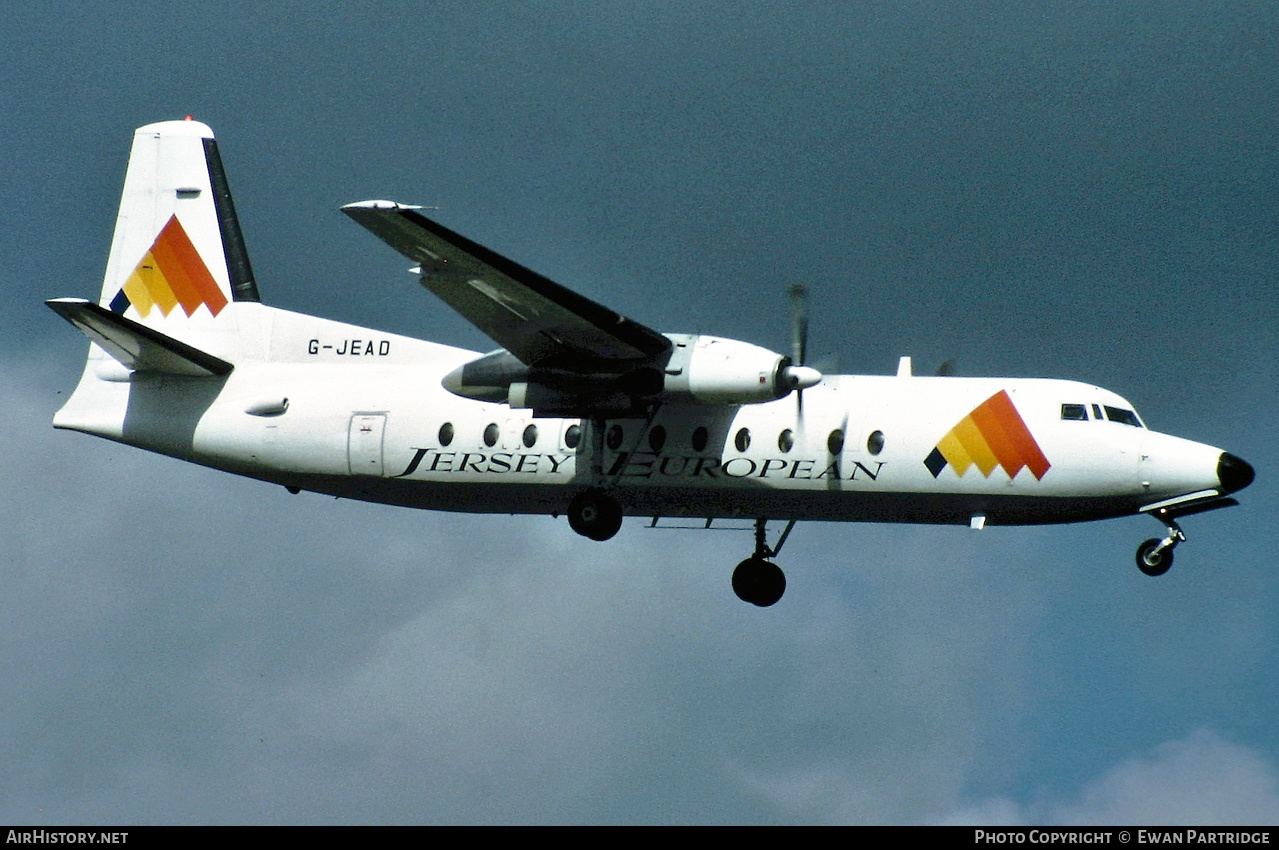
[789,284,809,367]
[782,285,822,406]
[782,284,827,467]
[827,409,849,492]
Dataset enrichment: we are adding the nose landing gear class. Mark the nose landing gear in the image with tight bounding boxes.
[1136,510,1185,577]
[733,518,796,607]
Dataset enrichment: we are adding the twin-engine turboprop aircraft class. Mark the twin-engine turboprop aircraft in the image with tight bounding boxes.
[49,119,1254,606]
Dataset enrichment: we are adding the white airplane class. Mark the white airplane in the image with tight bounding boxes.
[50,119,1254,606]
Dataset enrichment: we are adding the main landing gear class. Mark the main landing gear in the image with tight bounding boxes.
[567,488,624,541]
[1136,510,1186,577]
[732,518,796,607]
[563,491,793,606]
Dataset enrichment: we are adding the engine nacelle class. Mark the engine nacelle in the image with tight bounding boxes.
[441,335,821,416]
[507,381,635,416]
[661,334,820,405]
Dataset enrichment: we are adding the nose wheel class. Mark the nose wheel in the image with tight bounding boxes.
[1136,538,1175,576]
[1136,511,1185,577]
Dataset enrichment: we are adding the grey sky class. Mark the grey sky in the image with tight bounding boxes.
[3,1,1276,824]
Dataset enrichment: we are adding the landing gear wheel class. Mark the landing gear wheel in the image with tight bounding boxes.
[732,557,786,607]
[1136,538,1173,577]
[567,489,623,541]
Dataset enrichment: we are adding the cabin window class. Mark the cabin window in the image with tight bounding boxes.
[438,422,455,446]
[522,424,538,448]
[827,429,845,455]
[606,424,624,450]
[1104,406,1143,428]
[735,427,751,452]
[692,426,709,453]
[867,430,885,455]
[648,425,667,453]
[778,429,794,453]
[483,423,499,447]
[1061,404,1088,421]
[564,423,581,450]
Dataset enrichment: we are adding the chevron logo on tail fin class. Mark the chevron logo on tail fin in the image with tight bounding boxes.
[109,215,229,318]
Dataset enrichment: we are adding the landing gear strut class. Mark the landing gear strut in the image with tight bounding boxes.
[733,518,796,607]
[567,416,625,542]
[1136,511,1185,577]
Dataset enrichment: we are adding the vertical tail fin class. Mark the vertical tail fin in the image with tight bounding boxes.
[100,118,259,330]
[51,119,263,440]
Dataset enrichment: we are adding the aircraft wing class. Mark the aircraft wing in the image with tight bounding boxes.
[342,201,671,369]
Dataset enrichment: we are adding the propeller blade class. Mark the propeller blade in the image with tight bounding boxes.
[788,284,808,367]
[827,409,849,491]
[785,285,820,419]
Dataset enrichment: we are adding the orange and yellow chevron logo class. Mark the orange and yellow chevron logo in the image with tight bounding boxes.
[924,390,1051,481]
[108,215,228,318]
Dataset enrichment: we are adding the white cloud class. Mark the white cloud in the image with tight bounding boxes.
[1055,730,1279,825]
[938,730,1279,825]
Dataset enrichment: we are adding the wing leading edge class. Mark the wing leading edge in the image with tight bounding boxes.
[341,201,671,370]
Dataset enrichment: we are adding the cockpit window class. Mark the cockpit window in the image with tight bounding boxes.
[1103,406,1143,428]
[1061,403,1088,421]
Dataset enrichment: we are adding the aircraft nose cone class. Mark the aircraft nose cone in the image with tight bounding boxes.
[1218,452,1255,493]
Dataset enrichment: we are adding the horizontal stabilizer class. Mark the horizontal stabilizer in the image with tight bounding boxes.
[47,298,233,377]
[342,200,670,368]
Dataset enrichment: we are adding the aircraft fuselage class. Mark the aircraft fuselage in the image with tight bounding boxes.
[54,303,1237,530]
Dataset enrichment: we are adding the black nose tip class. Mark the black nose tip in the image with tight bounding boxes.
[1218,452,1255,493]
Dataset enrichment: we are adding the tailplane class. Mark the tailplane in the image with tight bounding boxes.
[48,298,233,377]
